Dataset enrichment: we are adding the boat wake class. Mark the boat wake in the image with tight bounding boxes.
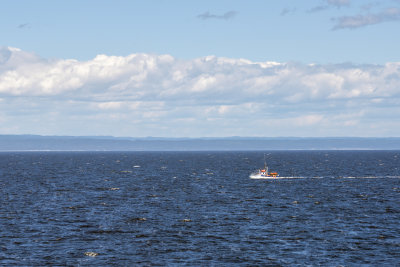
[249,173,306,179]
[249,154,400,180]
[249,174,400,179]
[339,176,400,179]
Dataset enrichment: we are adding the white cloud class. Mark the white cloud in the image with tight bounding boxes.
[0,46,399,137]
[197,11,237,20]
[308,0,350,12]
[327,0,350,8]
[332,7,400,29]
[291,114,325,126]
[306,1,400,30]
[96,101,124,110]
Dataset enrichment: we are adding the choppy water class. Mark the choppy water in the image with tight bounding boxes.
[0,151,399,266]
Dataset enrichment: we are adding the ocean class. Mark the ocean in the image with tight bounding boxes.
[0,151,399,265]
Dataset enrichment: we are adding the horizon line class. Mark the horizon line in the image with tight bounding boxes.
[1,134,400,139]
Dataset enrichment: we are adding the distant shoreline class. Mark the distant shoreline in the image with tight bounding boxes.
[1,135,400,151]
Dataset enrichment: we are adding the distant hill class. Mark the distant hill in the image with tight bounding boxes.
[0,135,400,151]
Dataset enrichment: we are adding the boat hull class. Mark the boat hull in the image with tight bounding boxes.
[249,173,278,179]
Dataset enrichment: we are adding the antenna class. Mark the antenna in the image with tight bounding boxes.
[264,153,268,174]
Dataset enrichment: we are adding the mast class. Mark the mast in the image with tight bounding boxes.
[264,153,268,175]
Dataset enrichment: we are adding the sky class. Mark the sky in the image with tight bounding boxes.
[0,0,400,137]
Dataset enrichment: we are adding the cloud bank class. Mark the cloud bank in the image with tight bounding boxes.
[0,47,399,137]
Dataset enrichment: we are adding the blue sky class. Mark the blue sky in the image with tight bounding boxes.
[1,0,400,137]
[3,0,400,63]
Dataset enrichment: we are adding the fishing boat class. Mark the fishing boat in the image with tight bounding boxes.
[250,154,279,179]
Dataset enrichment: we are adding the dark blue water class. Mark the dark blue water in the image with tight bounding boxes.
[0,151,399,266]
